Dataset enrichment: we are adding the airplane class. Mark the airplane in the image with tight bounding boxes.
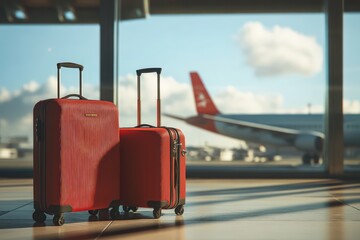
[164,72,360,164]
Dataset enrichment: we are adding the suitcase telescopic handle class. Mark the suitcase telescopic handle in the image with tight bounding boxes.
[136,68,162,127]
[56,62,84,99]
[136,68,162,76]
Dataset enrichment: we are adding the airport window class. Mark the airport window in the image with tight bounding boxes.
[2,6,358,176]
[344,12,360,171]
[0,25,100,173]
[118,13,327,170]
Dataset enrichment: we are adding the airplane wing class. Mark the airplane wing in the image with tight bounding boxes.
[202,114,324,139]
[164,112,324,153]
[163,113,188,121]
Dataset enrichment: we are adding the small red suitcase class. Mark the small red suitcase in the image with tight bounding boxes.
[119,68,186,219]
[33,62,121,226]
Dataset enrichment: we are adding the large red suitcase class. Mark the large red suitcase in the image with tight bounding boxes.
[33,62,121,226]
[119,68,186,219]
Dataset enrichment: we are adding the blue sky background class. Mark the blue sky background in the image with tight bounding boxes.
[0,12,359,147]
[120,14,326,109]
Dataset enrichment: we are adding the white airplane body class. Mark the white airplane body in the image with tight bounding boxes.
[164,72,360,164]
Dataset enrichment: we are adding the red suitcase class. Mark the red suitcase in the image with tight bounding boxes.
[119,68,186,219]
[33,62,121,226]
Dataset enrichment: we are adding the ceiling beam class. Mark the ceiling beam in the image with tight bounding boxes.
[1,0,360,24]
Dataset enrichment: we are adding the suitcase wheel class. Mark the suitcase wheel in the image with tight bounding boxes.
[123,206,130,213]
[153,208,162,219]
[175,205,184,216]
[88,209,99,216]
[110,207,120,220]
[122,206,138,213]
[32,211,46,223]
[53,214,65,226]
[130,206,138,213]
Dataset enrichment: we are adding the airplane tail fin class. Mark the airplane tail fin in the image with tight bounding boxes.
[190,72,220,115]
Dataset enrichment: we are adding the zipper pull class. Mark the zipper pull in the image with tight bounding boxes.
[181,149,187,157]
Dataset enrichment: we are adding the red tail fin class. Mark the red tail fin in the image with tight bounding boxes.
[190,72,220,115]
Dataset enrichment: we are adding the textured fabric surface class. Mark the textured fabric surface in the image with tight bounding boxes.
[33,99,120,213]
[119,127,186,209]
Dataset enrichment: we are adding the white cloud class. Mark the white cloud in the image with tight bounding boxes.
[215,86,284,113]
[0,76,100,141]
[23,81,40,92]
[118,73,194,126]
[1,75,359,148]
[344,99,360,113]
[213,85,360,115]
[0,74,194,141]
[0,88,11,102]
[237,21,323,77]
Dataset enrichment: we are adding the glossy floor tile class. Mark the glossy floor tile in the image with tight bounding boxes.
[0,179,359,239]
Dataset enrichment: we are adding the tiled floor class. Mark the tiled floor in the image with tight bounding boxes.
[0,178,359,240]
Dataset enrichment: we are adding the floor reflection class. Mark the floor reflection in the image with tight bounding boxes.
[0,179,359,240]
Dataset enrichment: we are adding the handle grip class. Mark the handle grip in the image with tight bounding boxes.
[136,68,161,127]
[61,94,88,100]
[57,62,84,99]
[136,68,162,76]
[57,62,84,71]
[135,124,155,128]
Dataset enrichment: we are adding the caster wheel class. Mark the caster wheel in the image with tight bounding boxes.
[110,208,120,220]
[88,214,98,222]
[88,209,99,215]
[153,208,162,219]
[175,205,184,216]
[32,211,46,222]
[122,206,130,213]
[98,209,109,220]
[53,214,65,226]
[130,206,138,212]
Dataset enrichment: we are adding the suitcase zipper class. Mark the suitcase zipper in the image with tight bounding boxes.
[163,127,174,208]
[35,116,43,210]
[38,101,49,212]
[165,127,181,209]
[173,129,181,208]
[169,128,174,209]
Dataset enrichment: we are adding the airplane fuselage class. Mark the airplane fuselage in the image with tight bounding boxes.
[214,114,360,148]
[166,71,360,163]
[186,114,360,151]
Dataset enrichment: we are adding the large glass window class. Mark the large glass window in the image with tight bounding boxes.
[118,13,327,169]
[344,13,360,171]
[6,12,357,173]
[0,25,99,164]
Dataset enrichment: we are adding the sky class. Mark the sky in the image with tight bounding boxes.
[0,13,360,148]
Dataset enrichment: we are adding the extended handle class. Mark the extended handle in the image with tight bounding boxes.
[136,68,162,76]
[136,68,162,127]
[57,62,84,99]
[57,62,84,71]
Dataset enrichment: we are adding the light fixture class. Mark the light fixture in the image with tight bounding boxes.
[56,1,77,22]
[4,0,28,22]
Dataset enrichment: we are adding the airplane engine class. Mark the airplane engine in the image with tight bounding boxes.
[294,134,324,153]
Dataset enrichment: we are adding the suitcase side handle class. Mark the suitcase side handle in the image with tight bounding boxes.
[57,62,84,99]
[136,68,162,127]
